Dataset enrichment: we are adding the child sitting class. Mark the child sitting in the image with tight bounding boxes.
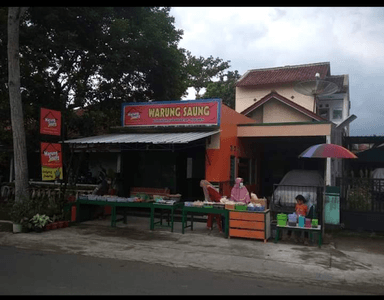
[284,195,308,243]
[295,194,308,217]
[294,194,309,245]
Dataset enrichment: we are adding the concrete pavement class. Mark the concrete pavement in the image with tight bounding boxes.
[1,215,384,294]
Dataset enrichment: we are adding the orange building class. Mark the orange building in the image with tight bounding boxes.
[205,104,255,196]
[65,98,257,200]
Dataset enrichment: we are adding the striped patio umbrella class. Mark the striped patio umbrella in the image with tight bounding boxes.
[299,143,357,159]
[299,143,356,237]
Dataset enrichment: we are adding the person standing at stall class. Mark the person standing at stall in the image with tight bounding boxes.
[92,167,109,220]
[230,178,251,204]
[200,180,223,233]
[92,167,109,196]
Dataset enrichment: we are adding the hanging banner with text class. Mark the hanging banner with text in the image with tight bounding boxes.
[40,108,61,136]
[41,142,63,181]
[122,99,221,127]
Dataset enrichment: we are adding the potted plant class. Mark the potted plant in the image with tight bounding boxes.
[8,199,33,233]
[51,221,58,230]
[30,214,51,233]
[54,212,68,229]
[57,220,64,228]
[51,214,59,229]
[12,222,23,233]
[45,221,53,230]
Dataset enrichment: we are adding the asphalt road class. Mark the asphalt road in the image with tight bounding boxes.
[0,246,368,295]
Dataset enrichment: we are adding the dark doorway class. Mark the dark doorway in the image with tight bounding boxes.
[121,143,206,200]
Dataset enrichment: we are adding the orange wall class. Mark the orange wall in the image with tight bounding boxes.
[205,104,255,191]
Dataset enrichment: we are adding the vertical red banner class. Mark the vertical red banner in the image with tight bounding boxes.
[41,142,63,181]
[40,108,61,136]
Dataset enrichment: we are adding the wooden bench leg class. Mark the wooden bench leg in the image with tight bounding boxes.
[182,211,185,234]
[123,207,127,224]
[150,206,154,231]
[171,209,174,232]
[274,227,280,243]
[191,214,194,231]
[111,206,116,227]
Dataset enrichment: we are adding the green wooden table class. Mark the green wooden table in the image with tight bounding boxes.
[274,224,322,247]
[151,202,184,232]
[112,201,153,228]
[182,206,229,238]
[76,199,115,226]
[76,199,153,229]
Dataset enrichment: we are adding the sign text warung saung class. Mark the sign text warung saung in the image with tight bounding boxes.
[122,99,221,127]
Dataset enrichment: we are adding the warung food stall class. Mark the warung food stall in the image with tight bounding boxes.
[64,99,258,228]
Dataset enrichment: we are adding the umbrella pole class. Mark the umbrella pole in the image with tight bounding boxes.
[322,157,330,239]
[322,137,332,238]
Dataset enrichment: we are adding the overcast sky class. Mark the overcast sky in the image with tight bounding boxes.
[170,7,384,137]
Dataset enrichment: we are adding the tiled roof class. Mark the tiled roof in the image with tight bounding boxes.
[240,91,327,122]
[236,62,331,87]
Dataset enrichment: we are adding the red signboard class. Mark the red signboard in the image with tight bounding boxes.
[40,108,61,136]
[41,142,62,167]
[122,99,221,127]
[41,142,63,181]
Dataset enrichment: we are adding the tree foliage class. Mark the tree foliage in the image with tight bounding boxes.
[0,7,191,143]
[0,6,234,170]
[19,7,188,108]
[202,70,241,109]
[185,50,230,98]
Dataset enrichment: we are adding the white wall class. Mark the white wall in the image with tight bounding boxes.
[235,83,315,114]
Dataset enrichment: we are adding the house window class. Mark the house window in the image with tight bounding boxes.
[319,107,330,120]
[332,108,342,120]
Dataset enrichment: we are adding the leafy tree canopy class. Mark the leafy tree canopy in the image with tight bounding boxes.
[0,7,189,140]
[202,70,241,109]
[185,50,230,98]
[0,7,232,144]
[20,7,187,108]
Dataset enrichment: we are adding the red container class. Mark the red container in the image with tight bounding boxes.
[71,206,77,222]
[305,218,311,228]
[104,206,112,215]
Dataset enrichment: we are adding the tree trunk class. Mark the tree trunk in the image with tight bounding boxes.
[7,7,29,203]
